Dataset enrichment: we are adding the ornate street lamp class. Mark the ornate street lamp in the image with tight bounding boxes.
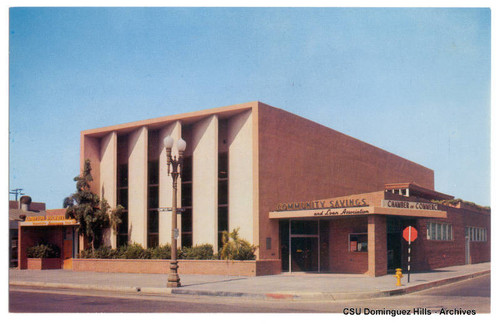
[163,135,187,288]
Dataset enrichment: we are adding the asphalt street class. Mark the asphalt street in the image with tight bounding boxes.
[9,273,490,313]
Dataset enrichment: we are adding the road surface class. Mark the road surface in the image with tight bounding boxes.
[9,273,490,313]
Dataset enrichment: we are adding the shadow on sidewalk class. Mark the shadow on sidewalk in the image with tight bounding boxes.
[180,277,248,287]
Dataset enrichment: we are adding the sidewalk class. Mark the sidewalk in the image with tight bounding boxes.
[9,262,490,301]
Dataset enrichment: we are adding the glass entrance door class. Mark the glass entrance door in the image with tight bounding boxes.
[291,236,318,271]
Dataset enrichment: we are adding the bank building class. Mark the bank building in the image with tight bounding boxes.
[18,102,490,276]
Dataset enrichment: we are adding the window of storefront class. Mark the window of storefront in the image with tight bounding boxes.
[466,227,487,242]
[348,233,367,252]
[427,222,453,241]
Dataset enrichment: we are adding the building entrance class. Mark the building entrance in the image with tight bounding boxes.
[387,217,402,271]
[280,219,329,272]
[387,233,402,270]
[291,236,318,271]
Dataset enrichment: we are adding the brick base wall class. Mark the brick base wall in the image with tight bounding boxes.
[27,258,62,270]
[72,259,282,276]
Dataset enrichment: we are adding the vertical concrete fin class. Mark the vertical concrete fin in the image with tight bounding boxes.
[100,131,118,248]
[81,135,101,195]
[192,115,218,249]
[228,110,254,244]
[128,126,148,247]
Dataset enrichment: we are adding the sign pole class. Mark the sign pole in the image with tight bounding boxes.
[402,225,417,284]
[408,226,411,283]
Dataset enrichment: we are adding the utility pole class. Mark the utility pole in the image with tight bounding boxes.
[9,188,25,201]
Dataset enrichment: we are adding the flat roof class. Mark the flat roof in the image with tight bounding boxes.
[385,183,454,201]
[82,101,257,138]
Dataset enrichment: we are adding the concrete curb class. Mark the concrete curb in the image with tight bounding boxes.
[9,269,490,301]
[382,269,491,297]
[10,281,172,295]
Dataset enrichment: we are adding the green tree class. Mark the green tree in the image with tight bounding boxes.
[65,159,123,250]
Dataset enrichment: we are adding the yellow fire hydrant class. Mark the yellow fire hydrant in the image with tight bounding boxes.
[394,268,404,286]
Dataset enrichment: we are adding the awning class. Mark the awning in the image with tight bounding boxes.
[269,194,447,220]
[20,215,79,227]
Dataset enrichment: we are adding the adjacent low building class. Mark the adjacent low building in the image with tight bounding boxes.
[9,197,46,267]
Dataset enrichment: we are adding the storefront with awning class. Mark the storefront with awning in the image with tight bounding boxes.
[18,209,79,270]
[270,187,451,276]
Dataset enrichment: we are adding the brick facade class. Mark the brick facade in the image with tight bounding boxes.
[407,204,490,271]
[329,217,368,274]
[368,215,387,276]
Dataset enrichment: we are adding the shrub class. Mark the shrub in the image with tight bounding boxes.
[150,244,172,259]
[232,241,257,260]
[79,246,120,259]
[77,243,218,260]
[219,228,257,260]
[79,249,93,259]
[182,244,215,260]
[120,243,151,259]
[26,243,60,259]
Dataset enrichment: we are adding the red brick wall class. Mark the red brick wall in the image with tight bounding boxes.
[27,258,62,270]
[257,103,434,260]
[368,215,387,276]
[72,259,282,276]
[46,209,67,216]
[329,217,368,274]
[403,206,490,271]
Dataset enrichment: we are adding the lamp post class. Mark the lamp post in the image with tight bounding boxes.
[163,135,187,288]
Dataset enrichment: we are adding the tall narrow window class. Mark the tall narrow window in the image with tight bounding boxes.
[117,162,128,247]
[217,152,228,249]
[181,156,193,247]
[147,160,159,247]
[116,134,129,247]
[147,129,160,248]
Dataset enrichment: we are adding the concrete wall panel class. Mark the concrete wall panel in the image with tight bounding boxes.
[192,115,218,248]
[228,110,254,244]
[99,131,117,248]
[128,126,148,246]
[81,135,101,195]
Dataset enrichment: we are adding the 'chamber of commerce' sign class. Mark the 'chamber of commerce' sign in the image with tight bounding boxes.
[382,200,439,211]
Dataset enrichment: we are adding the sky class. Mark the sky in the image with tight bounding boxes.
[8,7,491,209]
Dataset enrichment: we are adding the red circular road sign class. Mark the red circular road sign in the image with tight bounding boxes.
[403,226,418,242]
